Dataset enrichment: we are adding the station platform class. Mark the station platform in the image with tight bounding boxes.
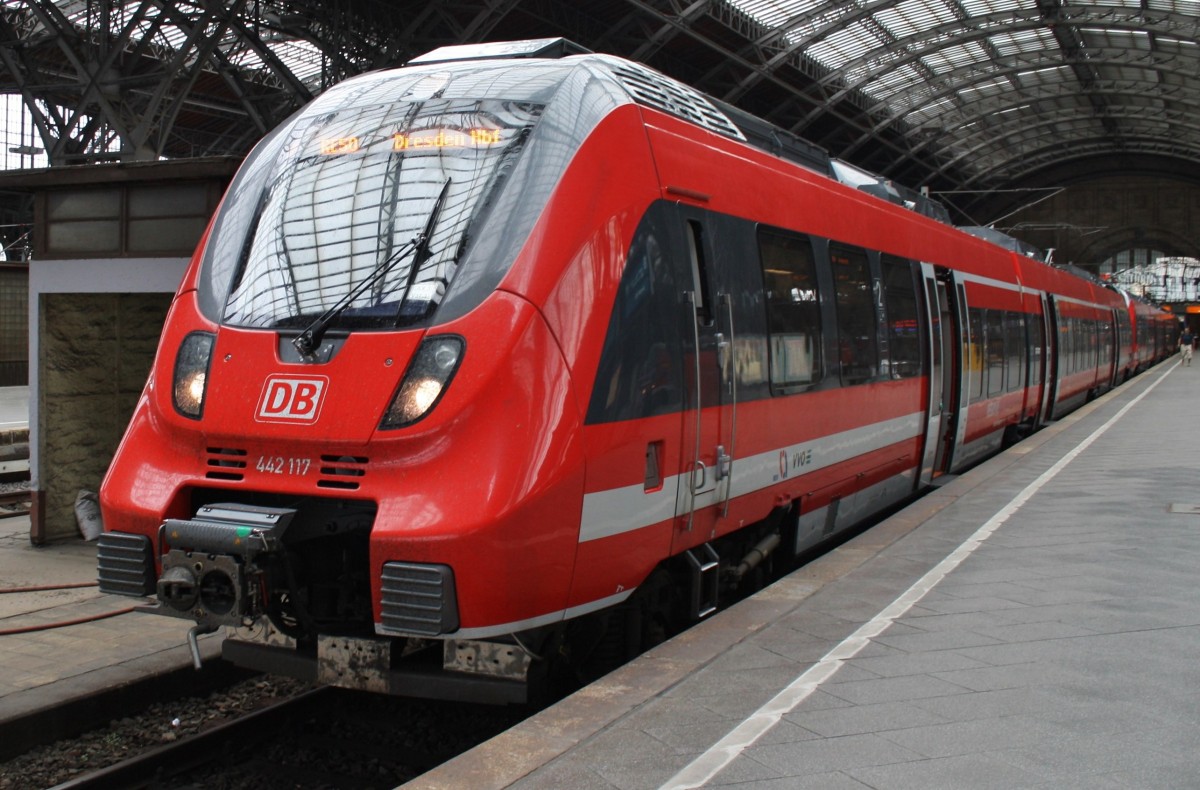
[414,359,1200,789]
[1,362,1197,787]
[0,381,222,758]
[0,509,223,758]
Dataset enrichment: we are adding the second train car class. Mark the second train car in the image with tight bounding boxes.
[97,38,1175,702]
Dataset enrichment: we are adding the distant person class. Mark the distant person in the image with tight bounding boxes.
[1181,327,1195,366]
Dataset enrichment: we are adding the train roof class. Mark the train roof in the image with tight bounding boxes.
[408,38,952,226]
[957,226,1047,261]
[404,40,1174,317]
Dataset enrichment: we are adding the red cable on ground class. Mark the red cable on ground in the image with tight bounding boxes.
[0,582,99,594]
[0,606,137,636]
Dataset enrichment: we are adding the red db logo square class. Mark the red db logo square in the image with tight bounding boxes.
[256,375,328,424]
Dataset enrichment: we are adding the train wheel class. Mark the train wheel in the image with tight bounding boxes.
[560,568,681,686]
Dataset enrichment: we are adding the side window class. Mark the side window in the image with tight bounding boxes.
[1080,316,1089,372]
[986,310,1005,396]
[1028,313,1044,386]
[1071,316,1078,374]
[1006,312,1025,392]
[585,203,686,425]
[968,306,985,402]
[831,244,878,385]
[759,229,822,391]
[686,220,714,326]
[881,255,920,379]
[1058,312,1073,375]
[1062,317,1073,374]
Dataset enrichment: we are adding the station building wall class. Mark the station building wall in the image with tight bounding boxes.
[3,159,238,543]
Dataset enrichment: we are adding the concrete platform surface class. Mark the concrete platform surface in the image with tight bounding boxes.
[413,359,1200,789]
[0,513,220,731]
[2,362,1198,789]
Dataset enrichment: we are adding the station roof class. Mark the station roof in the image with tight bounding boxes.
[1,0,1198,225]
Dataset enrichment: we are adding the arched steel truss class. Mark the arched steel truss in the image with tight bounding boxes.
[1,0,1198,226]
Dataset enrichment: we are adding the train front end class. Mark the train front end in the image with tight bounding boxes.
[96,41,647,701]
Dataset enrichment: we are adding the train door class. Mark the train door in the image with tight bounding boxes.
[672,207,738,564]
[1108,308,1121,388]
[1026,297,1047,429]
[918,264,962,484]
[1040,294,1059,422]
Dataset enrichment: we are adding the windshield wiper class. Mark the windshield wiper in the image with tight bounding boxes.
[291,178,452,357]
[393,177,452,326]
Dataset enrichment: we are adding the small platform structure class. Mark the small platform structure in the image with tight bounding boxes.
[0,159,238,543]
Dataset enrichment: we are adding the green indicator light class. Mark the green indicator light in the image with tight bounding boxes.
[236,526,252,538]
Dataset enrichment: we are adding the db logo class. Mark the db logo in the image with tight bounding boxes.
[256,375,328,424]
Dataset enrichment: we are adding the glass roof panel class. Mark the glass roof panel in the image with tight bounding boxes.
[730,0,822,28]
[990,28,1058,57]
[1147,0,1200,11]
[728,0,1200,185]
[923,41,992,75]
[958,76,1010,100]
[905,95,956,125]
[960,0,1025,13]
[807,19,882,70]
[49,0,332,89]
[871,62,924,99]
[7,0,1199,185]
[873,0,958,39]
[1155,35,1200,50]
[1016,65,1073,87]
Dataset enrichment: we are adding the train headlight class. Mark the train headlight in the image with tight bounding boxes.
[381,335,464,429]
[173,332,215,419]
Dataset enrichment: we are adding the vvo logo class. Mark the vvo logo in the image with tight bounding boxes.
[256,375,328,424]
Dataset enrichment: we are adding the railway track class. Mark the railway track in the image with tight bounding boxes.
[48,688,336,790]
[43,684,528,790]
[0,489,30,519]
[0,472,30,519]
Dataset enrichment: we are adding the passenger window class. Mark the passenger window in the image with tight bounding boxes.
[1006,312,1025,392]
[881,256,920,379]
[1099,317,1113,364]
[1028,315,1044,386]
[1061,317,1075,374]
[987,310,1005,396]
[968,307,985,402]
[686,220,714,326]
[1079,318,1088,371]
[831,244,878,385]
[759,229,822,391]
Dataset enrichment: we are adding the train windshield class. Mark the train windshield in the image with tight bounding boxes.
[217,97,544,330]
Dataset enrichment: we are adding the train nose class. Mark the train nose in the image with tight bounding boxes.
[196,330,437,443]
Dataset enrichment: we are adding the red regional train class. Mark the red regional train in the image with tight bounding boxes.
[97,38,1175,702]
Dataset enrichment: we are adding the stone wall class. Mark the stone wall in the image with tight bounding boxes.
[38,292,170,542]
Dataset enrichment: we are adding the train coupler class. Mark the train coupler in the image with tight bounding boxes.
[187,623,218,670]
[154,503,297,628]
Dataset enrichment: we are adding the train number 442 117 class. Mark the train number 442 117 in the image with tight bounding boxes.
[256,455,311,476]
